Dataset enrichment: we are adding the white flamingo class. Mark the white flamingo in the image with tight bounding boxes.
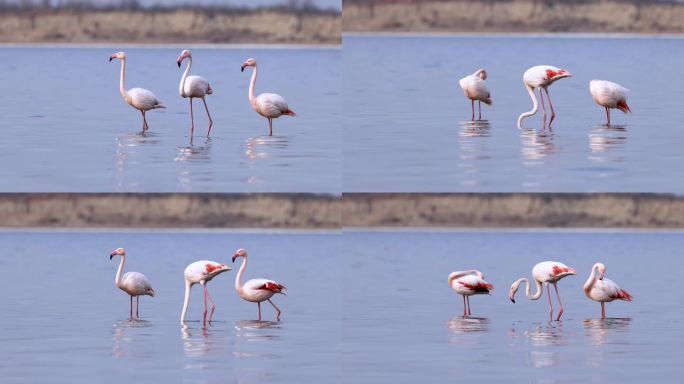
[109,52,165,132]
[232,248,286,321]
[509,261,576,321]
[589,80,631,125]
[459,69,492,120]
[448,269,493,316]
[180,260,231,326]
[584,262,633,319]
[110,247,155,320]
[177,49,213,137]
[517,65,572,129]
[241,58,296,136]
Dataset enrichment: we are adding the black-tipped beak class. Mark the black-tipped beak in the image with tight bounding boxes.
[177,61,181,68]
[109,254,114,260]
[510,298,515,303]
[241,66,245,72]
[109,57,113,62]
[232,255,237,263]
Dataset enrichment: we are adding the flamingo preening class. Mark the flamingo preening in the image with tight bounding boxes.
[232,248,286,321]
[177,49,213,138]
[509,261,576,321]
[459,69,492,121]
[180,260,232,326]
[241,58,296,136]
[110,248,155,320]
[517,65,572,129]
[589,80,631,126]
[583,262,632,319]
[109,52,165,132]
[448,269,493,316]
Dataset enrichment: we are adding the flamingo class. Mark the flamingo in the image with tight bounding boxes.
[509,261,576,321]
[241,58,296,136]
[232,248,286,321]
[177,49,214,138]
[109,52,165,132]
[110,248,155,320]
[448,269,493,316]
[583,262,633,319]
[517,65,572,129]
[180,260,231,326]
[459,69,492,121]
[589,80,631,125]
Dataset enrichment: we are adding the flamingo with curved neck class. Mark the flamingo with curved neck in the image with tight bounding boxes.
[232,248,286,321]
[517,65,571,129]
[180,259,231,326]
[110,247,155,320]
[177,49,213,139]
[448,269,493,316]
[509,261,576,321]
[584,262,632,319]
[241,58,296,136]
[459,68,492,121]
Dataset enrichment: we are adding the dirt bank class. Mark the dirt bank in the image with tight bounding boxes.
[0,8,340,45]
[344,0,684,34]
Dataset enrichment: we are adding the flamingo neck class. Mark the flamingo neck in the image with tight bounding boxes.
[248,65,258,109]
[583,263,601,294]
[119,59,127,99]
[514,277,543,300]
[448,269,482,285]
[517,84,538,128]
[114,255,125,288]
[180,57,192,97]
[235,256,248,292]
[180,279,192,324]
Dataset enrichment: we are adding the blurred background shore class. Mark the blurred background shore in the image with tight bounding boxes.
[344,0,684,34]
[0,0,341,44]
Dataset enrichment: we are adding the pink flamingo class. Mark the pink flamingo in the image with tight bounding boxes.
[232,248,286,321]
[509,261,576,321]
[584,262,633,319]
[241,58,296,136]
[517,65,572,128]
[459,69,492,120]
[448,269,493,316]
[589,80,631,125]
[109,52,165,132]
[180,260,232,326]
[110,248,155,320]
[177,49,214,137]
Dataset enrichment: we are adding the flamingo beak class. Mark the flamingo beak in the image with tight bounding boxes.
[109,56,114,62]
[599,271,605,280]
[177,61,181,68]
[241,65,246,72]
[232,255,237,263]
[509,292,515,303]
[109,252,116,259]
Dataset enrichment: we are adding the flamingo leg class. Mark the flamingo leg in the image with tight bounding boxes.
[606,108,611,126]
[554,283,564,321]
[129,296,133,320]
[539,88,547,127]
[204,285,216,323]
[136,296,139,318]
[258,302,262,321]
[143,111,149,132]
[466,296,471,316]
[478,101,482,121]
[202,283,207,326]
[189,98,195,137]
[140,111,146,132]
[471,100,475,121]
[268,118,273,136]
[601,302,606,319]
[544,88,556,126]
[462,295,467,316]
[268,299,282,321]
[202,97,213,137]
[546,283,553,321]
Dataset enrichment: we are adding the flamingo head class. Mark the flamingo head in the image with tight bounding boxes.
[232,248,247,262]
[110,247,125,259]
[177,49,191,67]
[241,58,256,72]
[475,68,487,80]
[596,262,606,280]
[546,68,572,82]
[508,278,524,303]
[109,52,125,62]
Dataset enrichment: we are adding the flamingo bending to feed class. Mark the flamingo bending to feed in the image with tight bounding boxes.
[589,80,631,126]
[180,260,231,326]
[110,248,155,320]
[583,262,632,319]
[109,52,165,132]
[232,248,286,321]
[517,65,572,129]
[448,269,493,316]
[509,261,576,321]
[241,58,296,136]
[177,49,213,137]
[459,69,492,121]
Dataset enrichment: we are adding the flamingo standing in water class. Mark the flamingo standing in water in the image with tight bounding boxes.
[109,52,165,132]
[110,248,155,320]
[584,262,632,319]
[448,269,493,316]
[509,261,576,321]
[517,65,572,129]
[180,260,232,326]
[459,69,492,121]
[232,248,286,321]
[241,58,296,136]
[589,80,631,125]
[177,49,214,138]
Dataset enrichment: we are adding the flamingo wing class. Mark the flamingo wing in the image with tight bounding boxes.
[595,278,633,302]
[590,80,630,111]
[457,274,493,293]
[121,271,154,296]
[459,75,491,105]
[255,93,291,118]
[184,75,211,97]
[128,88,164,110]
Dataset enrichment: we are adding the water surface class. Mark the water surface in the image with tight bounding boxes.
[344,36,684,192]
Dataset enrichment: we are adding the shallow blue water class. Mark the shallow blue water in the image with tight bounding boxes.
[344,35,684,192]
[0,47,340,193]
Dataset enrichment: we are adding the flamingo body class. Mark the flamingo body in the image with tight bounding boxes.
[241,58,295,136]
[584,262,632,318]
[448,269,493,316]
[110,248,154,320]
[509,261,576,321]
[459,69,491,120]
[517,65,571,128]
[233,248,286,321]
[180,260,231,325]
[589,80,631,125]
[181,75,212,98]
